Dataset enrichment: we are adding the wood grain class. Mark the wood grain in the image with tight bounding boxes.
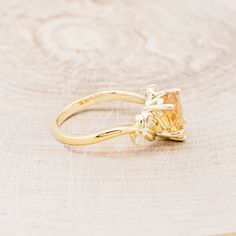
[0,0,236,235]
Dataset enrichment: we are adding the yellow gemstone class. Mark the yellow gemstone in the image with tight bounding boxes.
[160,90,184,132]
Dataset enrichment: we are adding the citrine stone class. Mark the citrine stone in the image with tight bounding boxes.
[160,90,184,132]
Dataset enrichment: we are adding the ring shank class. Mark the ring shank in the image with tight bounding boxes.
[52,91,145,146]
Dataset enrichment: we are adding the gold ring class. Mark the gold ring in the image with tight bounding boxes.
[52,84,186,146]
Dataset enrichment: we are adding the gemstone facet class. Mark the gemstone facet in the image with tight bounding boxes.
[159,90,184,133]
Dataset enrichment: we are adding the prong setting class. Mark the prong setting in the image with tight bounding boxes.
[131,84,185,145]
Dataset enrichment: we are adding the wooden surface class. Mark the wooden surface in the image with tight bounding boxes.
[0,0,236,235]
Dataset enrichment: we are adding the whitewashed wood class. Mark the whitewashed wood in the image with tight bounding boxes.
[0,0,236,235]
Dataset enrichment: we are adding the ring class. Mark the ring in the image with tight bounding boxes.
[52,84,186,146]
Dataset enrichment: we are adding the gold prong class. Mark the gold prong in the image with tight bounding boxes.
[156,116,167,130]
[162,88,180,94]
[155,92,166,98]
[144,104,174,111]
[156,129,185,141]
[143,128,156,141]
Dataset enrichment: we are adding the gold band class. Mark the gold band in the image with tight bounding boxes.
[52,91,145,146]
[52,85,186,146]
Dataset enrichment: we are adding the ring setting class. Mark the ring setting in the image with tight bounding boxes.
[52,84,186,147]
[131,84,185,145]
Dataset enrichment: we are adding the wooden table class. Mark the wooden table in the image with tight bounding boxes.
[0,0,236,235]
